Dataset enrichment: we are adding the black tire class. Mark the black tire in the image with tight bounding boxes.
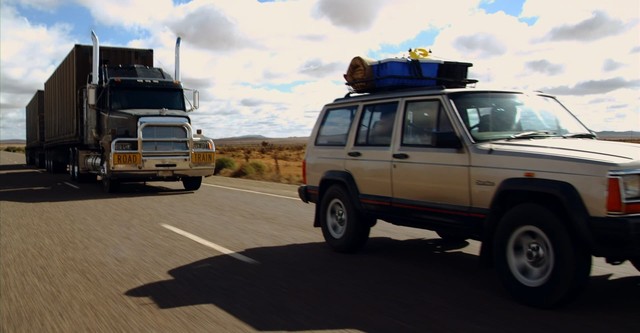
[69,149,78,181]
[493,203,591,308]
[102,177,120,193]
[319,185,370,253]
[182,176,202,191]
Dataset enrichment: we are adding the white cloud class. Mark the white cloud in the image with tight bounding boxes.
[1,0,638,141]
[0,2,77,139]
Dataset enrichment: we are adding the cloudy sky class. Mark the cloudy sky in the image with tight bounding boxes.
[1,0,639,140]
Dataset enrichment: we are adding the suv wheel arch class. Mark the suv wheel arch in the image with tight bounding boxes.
[480,178,593,266]
[313,170,365,227]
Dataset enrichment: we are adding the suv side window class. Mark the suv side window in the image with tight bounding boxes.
[355,102,398,146]
[402,100,453,147]
[315,106,357,146]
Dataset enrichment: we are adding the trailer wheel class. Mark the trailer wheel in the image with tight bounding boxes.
[102,177,120,193]
[182,176,202,191]
[69,149,78,181]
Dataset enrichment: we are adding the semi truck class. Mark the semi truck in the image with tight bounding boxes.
[25,31,215,192]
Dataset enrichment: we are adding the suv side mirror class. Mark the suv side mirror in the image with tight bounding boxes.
[435,131,462,149]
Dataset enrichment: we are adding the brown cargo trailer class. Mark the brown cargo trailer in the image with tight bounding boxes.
[43,45,153,146]
[25,90,45,167]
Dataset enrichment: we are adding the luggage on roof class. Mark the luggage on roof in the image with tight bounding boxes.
[344,56,476,93]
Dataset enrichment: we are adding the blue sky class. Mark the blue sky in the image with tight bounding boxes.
[1,0,638,140]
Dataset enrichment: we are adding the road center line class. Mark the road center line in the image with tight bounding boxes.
[63,182,80,189]
[161,224,259,264]
[202,183,298,200]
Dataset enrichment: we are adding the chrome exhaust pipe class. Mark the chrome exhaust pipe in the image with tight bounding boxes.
[91,30,99,85]
[175,36,181,81]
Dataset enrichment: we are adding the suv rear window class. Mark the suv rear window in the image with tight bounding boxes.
[355,102,398,146]
[315,106,357,146]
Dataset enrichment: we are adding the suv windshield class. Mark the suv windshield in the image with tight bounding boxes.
[449,92,592,142]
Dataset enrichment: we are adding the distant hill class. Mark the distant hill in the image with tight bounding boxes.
[0,139,25,146]
[596,131,640,139]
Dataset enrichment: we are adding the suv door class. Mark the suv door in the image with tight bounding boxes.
[345,101,399,212]
[391,98,472,223]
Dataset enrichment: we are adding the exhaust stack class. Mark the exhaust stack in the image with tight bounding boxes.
[91,30,99,85]
[175,37,181,81]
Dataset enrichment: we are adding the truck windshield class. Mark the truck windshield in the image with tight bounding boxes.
[110,88,186,111]
[449,92,592,142]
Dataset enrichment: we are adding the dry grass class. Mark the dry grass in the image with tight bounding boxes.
[215,139,307,184]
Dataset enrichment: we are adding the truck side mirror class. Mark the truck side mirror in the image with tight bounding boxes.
[193,90,199,110]
[87,85,97,107]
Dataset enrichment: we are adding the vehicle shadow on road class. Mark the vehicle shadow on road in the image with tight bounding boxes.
[126,238,640,333]
[0,165,194,203]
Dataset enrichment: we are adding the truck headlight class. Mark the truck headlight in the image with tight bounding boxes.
[193,140,213,150]
[114,142,136,151]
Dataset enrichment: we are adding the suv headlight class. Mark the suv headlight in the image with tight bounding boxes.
[607,171,640,215]
[621,174,640,199]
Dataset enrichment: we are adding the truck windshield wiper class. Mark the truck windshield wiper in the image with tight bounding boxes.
[507,131,555,141]
[562,132,597,139]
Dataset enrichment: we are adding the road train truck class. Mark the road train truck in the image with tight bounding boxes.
[25,31,215,192]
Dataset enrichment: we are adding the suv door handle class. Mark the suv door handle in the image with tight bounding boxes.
[348,151,362,157]
[393,153,409,159]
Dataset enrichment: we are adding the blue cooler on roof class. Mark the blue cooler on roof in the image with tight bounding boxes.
[374,58,441,88]
[344,56,475,93]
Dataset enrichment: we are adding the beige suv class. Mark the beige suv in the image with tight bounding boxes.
[298,87,640,308]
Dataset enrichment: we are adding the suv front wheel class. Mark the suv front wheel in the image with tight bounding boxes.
[320,185,371,253]
[494,203,591,308]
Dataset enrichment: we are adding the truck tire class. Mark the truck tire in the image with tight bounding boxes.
[493,203,591,308]
[102,177,120,193]
[319,185,370,253]
[182,176,202,191]
[70,149,91,183]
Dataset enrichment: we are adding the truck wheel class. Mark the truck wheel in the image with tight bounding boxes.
[102,177,120,193]
[493,203,591,308]
[319,185,370,253]
[69,149,78,181]
[182,176,202,191]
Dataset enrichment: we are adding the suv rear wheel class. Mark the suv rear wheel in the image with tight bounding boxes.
[320,185,370,253]
[494,203,591,308]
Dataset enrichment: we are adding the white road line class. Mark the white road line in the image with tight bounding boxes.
[63,182,80,189]
[0,186,50,192]
[202,183,298,200]
[161,224,259,264]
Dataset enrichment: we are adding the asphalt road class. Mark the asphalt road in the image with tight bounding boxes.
[1,150,638,332]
